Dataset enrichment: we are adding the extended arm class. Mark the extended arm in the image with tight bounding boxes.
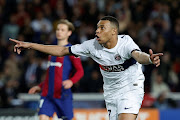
[9,38,70,57]
[132,49,163,67]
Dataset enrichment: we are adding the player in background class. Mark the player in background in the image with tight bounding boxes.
[28,19,84,120]
[10,16,163,120]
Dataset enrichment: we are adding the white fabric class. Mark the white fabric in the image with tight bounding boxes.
[71,35,145,116]
[106,80,144,120]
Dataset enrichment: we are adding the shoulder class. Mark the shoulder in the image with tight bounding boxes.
[70,38,98,54]
[82,38,96,44]
[118,35,133,44]
[119,35,135,46]
[118,35,132,40]
[81,38,98,48]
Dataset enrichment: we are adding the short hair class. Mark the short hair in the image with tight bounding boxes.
[100,16,119,33]
[57,19,75,32]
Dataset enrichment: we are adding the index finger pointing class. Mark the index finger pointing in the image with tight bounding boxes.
[154,53,163,57]
[9,38,19,43]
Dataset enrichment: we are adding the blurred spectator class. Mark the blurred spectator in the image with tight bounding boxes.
[42,3,54,22]
[54,0,67,20]
[30,10,52,43]
[138,20,156,52]
[19,17,34,42]
[84,1,99,25]
[150,1,171,33]
[138,19,157,43]
[170,0,179,26]
[14,2,30,27]
[116,0,131,33]
[158,51,171,83]
[5,54,21,78]
[155,35,165,53]
[171,18,180,58]
[3,79,20,107]
[71,2,83,27]
[0,53,21,85]
[153,92,177,109]
[86,70,103,93]
[18,50,44,92]
[2,14,20,43]
[31,10,52,34]
[131,1,145,24]
[79,58,100,92]
[168,64,179,92]
[151,70,170,98]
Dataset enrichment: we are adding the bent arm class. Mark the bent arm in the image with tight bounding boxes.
[69,56,84,83]
[132,49,163,67]
[132,50,151,65]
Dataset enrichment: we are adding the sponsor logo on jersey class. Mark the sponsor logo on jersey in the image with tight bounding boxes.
[47,61,62,68]
[99,64,125,72]
[99,58,137,72]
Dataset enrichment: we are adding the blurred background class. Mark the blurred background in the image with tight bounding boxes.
[0,0,180,120]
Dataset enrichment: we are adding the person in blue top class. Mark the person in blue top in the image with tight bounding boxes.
[28,19,84,120]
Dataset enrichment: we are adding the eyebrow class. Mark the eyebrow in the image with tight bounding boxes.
[97,25,105,27]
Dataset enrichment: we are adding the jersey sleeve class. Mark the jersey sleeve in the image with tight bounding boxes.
[69,56,84,83]
[69,40,91,57]
[38,81,44,89]
[124,35,141,58]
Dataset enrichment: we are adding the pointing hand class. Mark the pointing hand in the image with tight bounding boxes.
[149,49,163,67]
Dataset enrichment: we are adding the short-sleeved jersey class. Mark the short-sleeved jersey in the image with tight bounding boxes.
[70,35,144,101]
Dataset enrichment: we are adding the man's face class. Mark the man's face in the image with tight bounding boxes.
[56,24,71,40]
[95,20,115,44]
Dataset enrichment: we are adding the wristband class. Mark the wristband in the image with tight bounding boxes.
[149,57,153,64]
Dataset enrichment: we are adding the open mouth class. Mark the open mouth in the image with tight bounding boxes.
[95,35,100,40]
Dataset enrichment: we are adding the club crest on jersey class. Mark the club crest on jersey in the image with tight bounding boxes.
[114,54,121,61]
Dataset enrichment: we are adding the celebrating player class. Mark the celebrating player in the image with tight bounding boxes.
[10,16,163,120]
[28,19,84,120]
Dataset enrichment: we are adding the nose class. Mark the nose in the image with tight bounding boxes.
[96,28,99,34]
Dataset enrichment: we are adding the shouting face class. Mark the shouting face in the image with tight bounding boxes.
[95,20,117,45]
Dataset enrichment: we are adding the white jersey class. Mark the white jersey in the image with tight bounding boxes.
[70,35,144,101]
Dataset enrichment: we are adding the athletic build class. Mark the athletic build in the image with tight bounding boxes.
[10,16,163,120]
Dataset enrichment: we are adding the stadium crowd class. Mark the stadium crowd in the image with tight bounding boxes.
[0,0,180,109]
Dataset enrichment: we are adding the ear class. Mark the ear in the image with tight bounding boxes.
[112,28,117,35]
[68,31,72,36]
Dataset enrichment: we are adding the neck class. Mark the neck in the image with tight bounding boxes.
[103,35,118,49]
[57,39,69,46]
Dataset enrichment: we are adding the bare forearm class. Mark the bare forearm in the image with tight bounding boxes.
[10,38,70,56]
[132,49,163,67]
[132,51,151,65]
[29,43,70,57]
[136,52,151,64]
